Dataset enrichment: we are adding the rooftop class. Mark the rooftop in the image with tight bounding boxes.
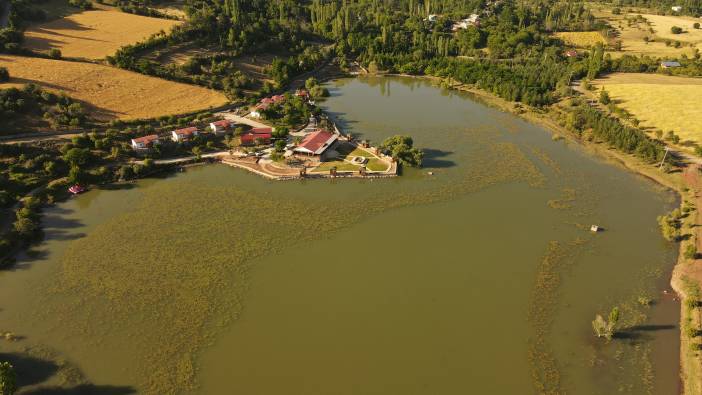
[296,130,337,155]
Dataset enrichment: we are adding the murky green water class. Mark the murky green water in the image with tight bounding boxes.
[0,76,680,394]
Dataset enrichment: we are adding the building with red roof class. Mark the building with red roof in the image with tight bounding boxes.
[131,134,161,151]
[209,119,232,135]
[294,130,338,156]
[240,127,273,146]
[250,95,287,118]
[171,127,200,143]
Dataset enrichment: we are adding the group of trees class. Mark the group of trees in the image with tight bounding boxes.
[0,84,88,129]
[378,135,424,167]
[258,93,316,127]
[563,100,666,163]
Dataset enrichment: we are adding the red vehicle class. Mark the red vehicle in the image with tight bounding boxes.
[68,184,86,195]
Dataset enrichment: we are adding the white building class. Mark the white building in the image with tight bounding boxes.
[171,127,199,143]
[452,14,480,31]
[672,5,683,12]
[209,120,232,135]
[131,134,160,151]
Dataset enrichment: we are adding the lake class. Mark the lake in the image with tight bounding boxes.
[0,76,680,394]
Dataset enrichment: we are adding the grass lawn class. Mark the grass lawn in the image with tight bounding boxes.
[367,158,390,172]
[349,147,374,158]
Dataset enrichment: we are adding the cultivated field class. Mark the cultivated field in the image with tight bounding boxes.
[593,73,702,144]
[642,14,702,43]
[553,31,607,47]
[0,55,229,121]
[589,6,699,58]
[23,9,182,59]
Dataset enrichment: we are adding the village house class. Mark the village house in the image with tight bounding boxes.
[131,134,160,151]
[564,50,578,58]
[295,89,310,101]
[250,95,286,118]
[661,61,682,68]
[209,119,232,135]
[240,127,273,146]
[451,14,480,31]
[672,5,683,12]
[293,130,338,157]
[171,127,200,143]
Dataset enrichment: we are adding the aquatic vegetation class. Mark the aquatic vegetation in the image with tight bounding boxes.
[592,307,620,340]
[528,239,587,395]
[33,139,547,394]
[547,188,577,209]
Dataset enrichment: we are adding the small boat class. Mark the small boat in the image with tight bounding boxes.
[68,184,86,195]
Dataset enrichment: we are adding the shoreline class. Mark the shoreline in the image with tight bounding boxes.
[351,71,692,392]
[415,73,695,393]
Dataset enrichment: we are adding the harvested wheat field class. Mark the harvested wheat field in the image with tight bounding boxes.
[588,7,699,58]
[642,14,702,43]
[594,73,702,144]
[23,9,182,59]
[0,55,229,121]
[553,31,607,47]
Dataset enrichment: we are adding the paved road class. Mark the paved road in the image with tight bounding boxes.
[136,151,230,165]
[214,112,268,129]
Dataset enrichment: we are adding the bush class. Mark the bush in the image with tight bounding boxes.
[671,26,684,34]
[0,67,8,83]
[685,244,698,259]
[49,48,62,59]
[695,23,701,29]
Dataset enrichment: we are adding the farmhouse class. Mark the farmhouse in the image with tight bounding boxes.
[171,127,200,142]
[294,130,338,156]
[672,5,683,12]
[209,120,232,135]
[661,61,682,68]
[131,134,161,151]
[241,127,273,146]
[565,50,578,58]
[250,95,286,118]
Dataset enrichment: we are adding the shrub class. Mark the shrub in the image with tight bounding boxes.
[0,67,8,83]
[671,26,684,34]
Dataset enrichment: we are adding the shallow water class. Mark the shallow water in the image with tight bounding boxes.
[0,76,680,394]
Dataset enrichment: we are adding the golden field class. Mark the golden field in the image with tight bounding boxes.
[0,55,229,121]
[594,73,702,144]
[23,9,182,59]
[641,14,702,43]
[588,6,699,58]
[553,31,607,47]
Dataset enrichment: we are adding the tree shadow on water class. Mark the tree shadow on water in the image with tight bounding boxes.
[613,324,677,341]
[422,148,456,169]
[0,352,136,395]
[22,385,136,395]
[0,352,57,387]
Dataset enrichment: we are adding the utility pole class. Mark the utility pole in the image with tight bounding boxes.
[659,147,670,169]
